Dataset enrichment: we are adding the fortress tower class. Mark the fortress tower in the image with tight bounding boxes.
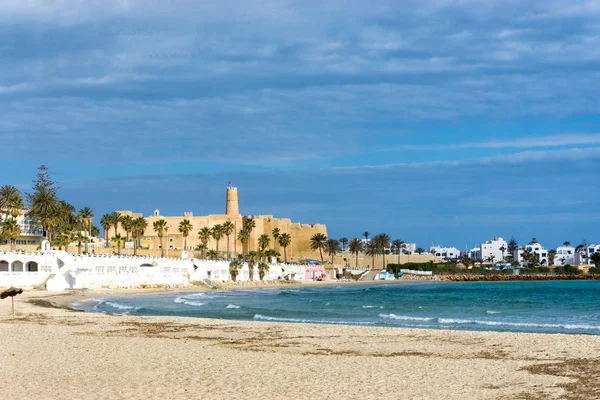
[225,187,240,216]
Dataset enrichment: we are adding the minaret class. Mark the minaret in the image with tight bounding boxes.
[226,187,240,216]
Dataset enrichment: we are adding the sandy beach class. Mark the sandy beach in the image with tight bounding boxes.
[1,286,599,400]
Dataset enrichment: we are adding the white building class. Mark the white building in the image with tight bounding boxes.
[0,241,311,290]
[0,210,44,247]
[574,244,600,265]
[514,242,549,266]
[469,247,481,260]
[553,246,576,266]
[431,246,461,260]
[479,237,508,263]
[402,243,417,254]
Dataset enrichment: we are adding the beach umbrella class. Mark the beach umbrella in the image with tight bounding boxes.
[1,287,23,314]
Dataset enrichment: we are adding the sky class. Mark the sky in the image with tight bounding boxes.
[2,0,600,250]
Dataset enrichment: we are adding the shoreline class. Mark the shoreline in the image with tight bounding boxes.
[3,283,600,399]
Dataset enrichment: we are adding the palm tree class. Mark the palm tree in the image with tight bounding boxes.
[278,233,291,263]
[339,237,348,252]
[563,241,571,247]
[207,249,219,260]
[272,228,280,251]
[264,249,280,263]
[229,260,242,282]
[1,218,21,250]
[132,217,148,255]
[178,219,193,250]
[237,229,250,256]
[327,239,341,264]
[222,220,235,259]
[100,214,112,248]
[310,233,328,262]
[120,215,134,244]
[242,216,256,251]
[74,232,87,254]
[258,262,270,281]
[373,233,391,269]
[77,207,94,254]
[198,226,212,254]
[108,211,121,241]
[499,245,506,261]
[365,241,377,269]
[153,219,168,257]
[415,247,425,255]
[39,207,60,242]
[362,232,370,242]
[258,234,271,252]
[112,233,124,255]
[246,251,260,281]
[391,239,404,264]
[0,185,20,214]
[348,238,364,268]
[211,224,224,256]
[195,243,208,258]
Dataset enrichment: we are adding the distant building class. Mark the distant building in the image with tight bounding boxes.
[469,247,481,260]
[0,210,44,247]
[553,246,576,266]
[514,242,549,266]
[402,243,417,254]
[430,246,461,260]
[574,244,600,265]
[479,237,508,262]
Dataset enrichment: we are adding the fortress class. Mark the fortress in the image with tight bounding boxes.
[116,187,328,260]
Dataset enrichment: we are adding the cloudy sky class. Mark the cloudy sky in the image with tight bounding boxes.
[2,0,600,249]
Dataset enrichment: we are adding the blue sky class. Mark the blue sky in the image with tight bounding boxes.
[2,0,600,249]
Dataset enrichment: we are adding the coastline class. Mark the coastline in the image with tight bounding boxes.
[1,285,600,399]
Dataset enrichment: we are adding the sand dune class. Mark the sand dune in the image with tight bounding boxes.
[1,289,598,399]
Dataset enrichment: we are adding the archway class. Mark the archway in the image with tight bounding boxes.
[26,261,39,272]
[12,261,23,272]
[0,260,8,272]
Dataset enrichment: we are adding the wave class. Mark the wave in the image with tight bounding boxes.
[104,301,138,310]
[362,305,376,309]
[486,310,501,314]
[253,314,375,325]
[174,297,206,307]
[379,313,435,322]
[226,304,240,309]
[437,318,600,330]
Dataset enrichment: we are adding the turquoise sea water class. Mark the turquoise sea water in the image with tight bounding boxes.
[75,281,600,334]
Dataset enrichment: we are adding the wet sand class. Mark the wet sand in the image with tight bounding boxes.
[1,287,600,399]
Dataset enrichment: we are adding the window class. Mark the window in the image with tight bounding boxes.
[590,248,596,253]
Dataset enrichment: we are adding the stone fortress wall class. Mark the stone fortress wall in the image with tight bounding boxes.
[115,187,327,260]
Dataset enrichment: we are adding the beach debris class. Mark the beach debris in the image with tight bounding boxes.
[1,287,24,314]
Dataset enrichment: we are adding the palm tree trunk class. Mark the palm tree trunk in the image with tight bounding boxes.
[134,235,138,256]
[226,236,230,259]
[284,247,287,263]
[356,252,358,268]
[160,236,164,257]
[383,253,386,270]
[319,247,324,262]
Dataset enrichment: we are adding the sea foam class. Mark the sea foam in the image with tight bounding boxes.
[174,297,206,307]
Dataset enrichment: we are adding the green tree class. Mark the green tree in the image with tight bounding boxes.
[591,252,600,268]
[207,249,219,260]
[195,243,208,258]
[258,262,269,281]
[348,238,364,268]
[198,226,212,255]
[1,218,21,250]
[272,228,280,251]
[499,245,506,261]
[507,237,518,256]
[362,231,370,242]
[112,234,124,255]
[327,239,341,264]
[74,232,87,254]
[153,219,169,257]
[461,254,472,268]
[107,211,121,242]
[0,185,21,215]
[222,220,235,259]
[77,207,94,254]
[26,165,59,239]
[242,216,256,252]
[246,251,260,281]
[229,260,242,281]
[365,241,377,269]
[120,215,134,244]
[100,214,112,248]
[258,234,271,252]
[132,217,148,255]
[178,219,193,250]
[372,233,391,269]
[339,237,348,252]
[415,247,425,255]
[391,239,404,264]
[211,224,224,255]
[563,241,571,247]
[310,233,328,262]
[277,233,291,263]
[237,229,250,256]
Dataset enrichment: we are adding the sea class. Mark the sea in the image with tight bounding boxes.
[73,280,600,335]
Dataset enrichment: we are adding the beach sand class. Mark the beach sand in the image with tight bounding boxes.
[1,287,599,400]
